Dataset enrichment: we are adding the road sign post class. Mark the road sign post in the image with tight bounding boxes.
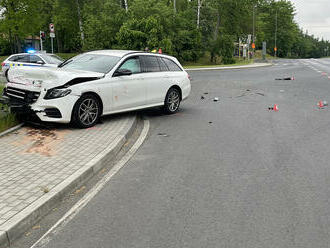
[49,23,55,54]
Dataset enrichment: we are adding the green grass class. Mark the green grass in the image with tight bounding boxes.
[56,53,79,60]
[0,85,19,133]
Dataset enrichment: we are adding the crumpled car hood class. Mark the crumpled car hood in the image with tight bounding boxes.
[7,66,105,91]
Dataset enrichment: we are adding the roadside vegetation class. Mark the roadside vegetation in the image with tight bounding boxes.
[0,85,19,133]
[0,0,328,65]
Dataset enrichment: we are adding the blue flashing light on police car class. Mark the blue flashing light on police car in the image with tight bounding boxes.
[27,49,36,54]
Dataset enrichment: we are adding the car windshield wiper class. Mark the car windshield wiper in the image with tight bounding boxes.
[58,59,73,68]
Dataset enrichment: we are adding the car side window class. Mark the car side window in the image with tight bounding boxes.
[16,55,30,63]
[157,57,169,71]
[119,57,141,74]
[141,56,161,72]
[9,55,19,62]
[30,55,43,64]
[162,58,182,71]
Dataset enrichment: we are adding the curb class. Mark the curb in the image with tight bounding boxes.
[184,63,272,71]
[0,115,137,248]
[0,123,24,139]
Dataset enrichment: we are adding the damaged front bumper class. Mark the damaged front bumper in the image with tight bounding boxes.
[1,90,79,124]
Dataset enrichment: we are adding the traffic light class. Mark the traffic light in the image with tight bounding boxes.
[40,31,46,41]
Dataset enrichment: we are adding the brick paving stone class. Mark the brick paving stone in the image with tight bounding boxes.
[0,115,132,227]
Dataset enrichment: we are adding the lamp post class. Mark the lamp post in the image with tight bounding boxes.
[274,10,278,57]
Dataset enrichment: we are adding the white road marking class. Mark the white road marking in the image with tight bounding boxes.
[29,119,150,248]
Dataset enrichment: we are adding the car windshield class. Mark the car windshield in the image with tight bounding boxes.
[41,54,64,64]
[61,54,121,74]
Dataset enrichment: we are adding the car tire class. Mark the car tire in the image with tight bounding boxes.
[5,70,9,82]
[72,94,101,128]
[163,87,181,114]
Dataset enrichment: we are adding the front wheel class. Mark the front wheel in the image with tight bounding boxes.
[72,94,101,128]
[163,88,181,114]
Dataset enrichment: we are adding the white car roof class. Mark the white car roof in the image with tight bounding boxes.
[7,53,54,58]
[85,50,177,60]
[85,50,140,57]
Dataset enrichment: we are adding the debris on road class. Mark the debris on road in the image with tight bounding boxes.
[204,92,209,95]
[158,133,169,137]
[256,92,265,96]
[209,121,213,124]
[280,90,285,93]
[318,101,328,108]
[213,97,219,102]
[268,104,279,111]
[201,96,205,100]
[275,77,295,81]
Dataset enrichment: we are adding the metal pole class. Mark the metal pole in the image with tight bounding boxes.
[275,10,277,57]
[40,32,43,51]
[51,37,54,54]
[252,5,255,57]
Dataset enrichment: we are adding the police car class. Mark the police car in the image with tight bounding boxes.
[1,51,64,81]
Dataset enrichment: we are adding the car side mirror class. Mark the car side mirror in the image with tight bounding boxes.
[113,69,132,77]
[36,60,45,65]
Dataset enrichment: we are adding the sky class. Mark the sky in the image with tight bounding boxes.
[290,0,330,41]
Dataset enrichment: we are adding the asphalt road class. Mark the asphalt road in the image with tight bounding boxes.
[34,59,330,248]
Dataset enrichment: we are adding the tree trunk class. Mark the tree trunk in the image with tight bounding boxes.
[124,0,128,12]
[197,0,201,28]
[76,0,85,45]
[173,0,176,13]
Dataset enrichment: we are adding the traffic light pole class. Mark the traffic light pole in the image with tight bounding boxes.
[51,37,54,54]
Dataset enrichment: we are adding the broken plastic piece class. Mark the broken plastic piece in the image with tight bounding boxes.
[268,104,279,111]
[201,96,205,100]
[213,97,219,102]
[275,77,294,81]
[318,101,328,108]
[158,133,169,137]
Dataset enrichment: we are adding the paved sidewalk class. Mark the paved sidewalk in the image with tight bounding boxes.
[0,115,137,247]
[184,62,272,71]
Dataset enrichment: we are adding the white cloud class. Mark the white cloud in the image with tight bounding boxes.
[290,0,330,40]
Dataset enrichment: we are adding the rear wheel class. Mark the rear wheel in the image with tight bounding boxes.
[5,70,9,82]
[72,94,101,128]
[163,88,181,114]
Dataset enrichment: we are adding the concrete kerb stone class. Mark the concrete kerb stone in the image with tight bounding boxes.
[184,63,272,71]
[0,115,138,248]
[0,232,8,248]
[0,123,24,139]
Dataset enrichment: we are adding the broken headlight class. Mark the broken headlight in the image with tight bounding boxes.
[44,88,72,100]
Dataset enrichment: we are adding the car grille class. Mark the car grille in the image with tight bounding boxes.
[5,87,40,104]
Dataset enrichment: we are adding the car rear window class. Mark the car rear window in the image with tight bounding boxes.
[41,54,64,64]
[162,58,182,71]
[61,54,121,74]
[30,55,43,63]
[157,57,169,71]
[141,56,161,72]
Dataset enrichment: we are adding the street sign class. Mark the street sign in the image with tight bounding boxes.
[50,32,55,38]
[49,23,55,33]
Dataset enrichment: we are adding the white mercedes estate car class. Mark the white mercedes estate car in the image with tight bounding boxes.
[2,50,191,128]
